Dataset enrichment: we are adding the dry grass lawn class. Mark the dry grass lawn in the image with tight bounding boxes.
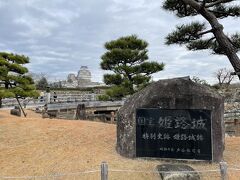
[0,109,239,180]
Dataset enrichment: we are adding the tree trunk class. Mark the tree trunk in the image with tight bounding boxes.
[182,0,240,79]
[125,72,135,94]
[15,96,27,117]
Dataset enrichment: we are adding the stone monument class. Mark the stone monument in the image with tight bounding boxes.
[117,77,224,162]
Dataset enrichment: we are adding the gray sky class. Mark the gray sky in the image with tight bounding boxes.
[0,0,239,84]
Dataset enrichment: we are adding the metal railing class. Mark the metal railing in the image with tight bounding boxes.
[1,161,239,180]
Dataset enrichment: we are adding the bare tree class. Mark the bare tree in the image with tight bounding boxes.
[214,68,234,87]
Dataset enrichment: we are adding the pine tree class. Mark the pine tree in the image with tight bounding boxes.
[163,0,240,78]
[100,35,164,99]
[0,52,39,109]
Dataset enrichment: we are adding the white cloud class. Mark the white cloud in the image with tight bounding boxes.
[39,8,80,24]
[112,0,146,9]
[14,16,59,37]
[0,43,5,47]
[0,1,6,8]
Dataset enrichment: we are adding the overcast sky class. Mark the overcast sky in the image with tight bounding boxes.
[0,0,239,84]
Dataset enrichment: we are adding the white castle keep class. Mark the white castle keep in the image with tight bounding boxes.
[61,66,102,88]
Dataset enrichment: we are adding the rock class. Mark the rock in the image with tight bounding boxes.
[156,164,200,180]
[117,77,224,162]
[42,112,50,118]
[75,104,86,120]
[47,111,57,118]
[35,107,42,113]
[42,111,57,119]
[10,106,21,117]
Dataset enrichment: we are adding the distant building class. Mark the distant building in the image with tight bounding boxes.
[77,66,91,82]
[67,73,77,83]
[61,66,103,88]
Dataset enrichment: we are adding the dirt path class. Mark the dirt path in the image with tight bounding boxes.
[0,109,239,179]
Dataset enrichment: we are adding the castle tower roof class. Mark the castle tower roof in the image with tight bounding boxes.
[77,66,91,81]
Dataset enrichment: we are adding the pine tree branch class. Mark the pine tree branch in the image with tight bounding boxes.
[209,10,227,15]
[184,3,188,16]
[201,0,206,9]
[209,7,240,18]
[205,0,233,8]
[227,37,234,46]
[207,37,216,44]
[197,29,213,36]
[187,37,216,51]
[226,35,240,50]
[181,0,240,79]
